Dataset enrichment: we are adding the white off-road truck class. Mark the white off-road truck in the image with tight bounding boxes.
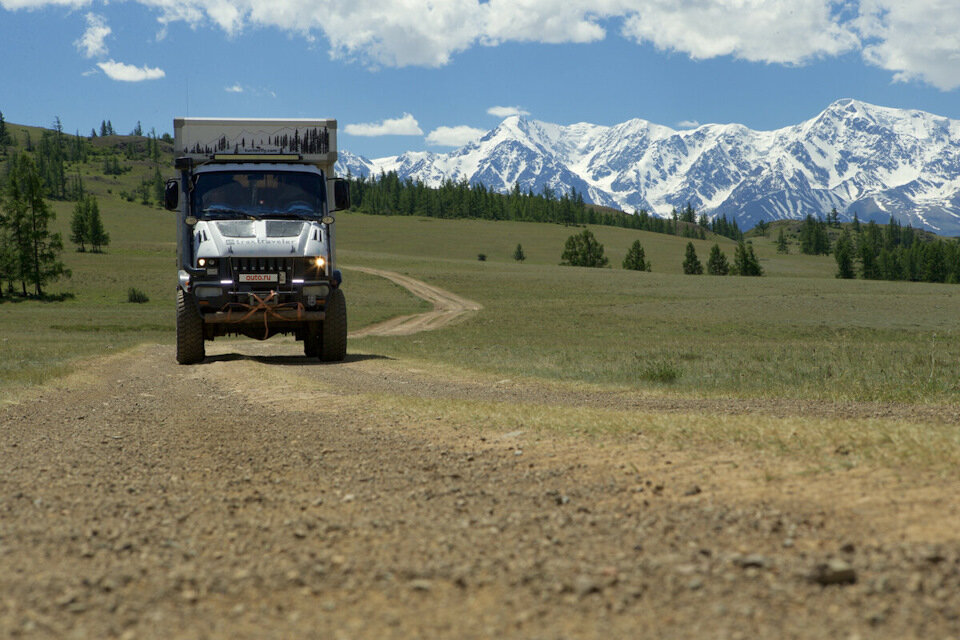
[165,118,350,364]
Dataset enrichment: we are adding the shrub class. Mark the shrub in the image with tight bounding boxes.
[639,359,681,383]
[127,287,149,303]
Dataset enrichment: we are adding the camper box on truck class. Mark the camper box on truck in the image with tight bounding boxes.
[166,118,351,365]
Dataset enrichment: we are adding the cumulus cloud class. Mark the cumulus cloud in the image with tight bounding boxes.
[344,113,423,137]
[857,0,960,91]
[5,0,960,91]
[426,125,486,147]
[487,105,531,118]
[75,13,110,58]
[97,60,166,82]
[621,0,859,64]
[225,83,243,93]
[677,120,700,129]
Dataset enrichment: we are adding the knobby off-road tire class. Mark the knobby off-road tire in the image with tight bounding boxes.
[319,288,347,362]
[303,322,321,358]
[176,289,205,365]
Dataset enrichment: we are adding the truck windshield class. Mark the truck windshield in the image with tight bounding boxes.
[193,171,327,220]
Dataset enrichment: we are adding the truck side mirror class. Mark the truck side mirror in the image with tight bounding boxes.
[164,180,179,211]
[333,179,350,212]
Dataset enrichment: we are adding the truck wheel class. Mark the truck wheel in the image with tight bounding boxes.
[303,322,320,357]
[176,289,205,365]
[319,288,347,362]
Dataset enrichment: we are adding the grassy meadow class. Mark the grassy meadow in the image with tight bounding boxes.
[339,215,960,404]
[2,124,959,412]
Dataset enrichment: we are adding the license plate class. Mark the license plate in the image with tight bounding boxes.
[239,273,278,283]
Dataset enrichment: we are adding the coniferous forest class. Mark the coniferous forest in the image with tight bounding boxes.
[345,171,745,242]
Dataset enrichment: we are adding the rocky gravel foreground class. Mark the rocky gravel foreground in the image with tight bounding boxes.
[1,343,959,639]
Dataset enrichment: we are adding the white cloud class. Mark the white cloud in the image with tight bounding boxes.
[857,0,960,91]
[426,125,486,147]
[225,83,244,93]
[124,0,858,68]
[75,12,110,58]
[621,0,859,65]
[5,0,960,92]
[487,105,531,118]
[677,119,700,129]
[97,60,166,82]
[344,113,423,137]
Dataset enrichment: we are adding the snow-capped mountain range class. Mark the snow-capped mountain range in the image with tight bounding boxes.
[336,99,960,234]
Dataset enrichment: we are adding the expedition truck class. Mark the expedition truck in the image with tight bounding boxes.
[165,118,350,364]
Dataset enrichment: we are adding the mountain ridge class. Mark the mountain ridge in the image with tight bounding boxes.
[337,99,960,234]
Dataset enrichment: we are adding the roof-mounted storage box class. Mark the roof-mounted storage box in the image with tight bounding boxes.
[174,117,338,174]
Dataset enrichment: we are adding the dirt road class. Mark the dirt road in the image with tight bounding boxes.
[2,276,959,639]
[346,266,481,338]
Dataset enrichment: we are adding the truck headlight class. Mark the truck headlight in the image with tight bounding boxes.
[314,256,325,269]
[197,258,217,267]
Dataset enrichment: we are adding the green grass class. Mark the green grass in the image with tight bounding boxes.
[337,213,960,404]
[335,212,837,278]
[3,134,959,408]
[0,192,428,399]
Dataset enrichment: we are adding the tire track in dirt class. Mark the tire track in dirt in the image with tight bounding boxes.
[345,266,482,338]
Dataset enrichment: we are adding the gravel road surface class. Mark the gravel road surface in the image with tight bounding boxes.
[2,273,958,639]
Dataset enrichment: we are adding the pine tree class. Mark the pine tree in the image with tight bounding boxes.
[622,239,650,271]
[732,241,763,276]
[0,110,9,156]
[70,197,90,252]
[827,207,842,227]
[560,229,608,268]
[878,247,901,280]
[682,242,703,275]
[834,228,855,279]
[5,155,69,295]
[132,121,143,137]
[86,197,109,252]
[799,215,830,255]
[858,237,879,279]
[776,227,789,253]
[852,212,861,233]
[1,159,29,295]
[754,220,769,237]
[706,244,729,275]
[922,242,947,283]
[513,243,526,263]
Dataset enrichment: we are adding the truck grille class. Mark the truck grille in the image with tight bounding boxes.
[231,257,295,273]
[230,257,296,288]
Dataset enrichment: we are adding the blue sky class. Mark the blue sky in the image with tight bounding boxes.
[1,1,959,159]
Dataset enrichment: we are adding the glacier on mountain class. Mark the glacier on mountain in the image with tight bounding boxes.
[336,99,960,234]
